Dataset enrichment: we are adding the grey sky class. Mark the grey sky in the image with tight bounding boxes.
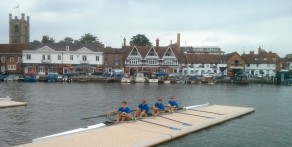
[1,0,291,56]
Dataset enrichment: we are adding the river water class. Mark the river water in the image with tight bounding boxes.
[0,82,291,147]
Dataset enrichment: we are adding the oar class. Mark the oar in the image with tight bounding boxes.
[189,109,224,115]
[138,119,181,130]
[175,112,214,119]
[80,114,107,120]
[157,115,192,126]
[81,109,136,120]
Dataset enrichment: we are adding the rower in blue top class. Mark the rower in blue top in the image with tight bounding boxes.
[108,101,132,122]
[153,98,165,116]
[135,99,149,117]
[167,96,179,112]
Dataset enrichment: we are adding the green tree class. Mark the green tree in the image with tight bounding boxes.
[130,34,152,46]
[59,37,74,43]
[41,35,55,43]
[78,33,101,44]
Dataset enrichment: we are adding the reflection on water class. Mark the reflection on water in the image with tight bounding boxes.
[0,82,291,146]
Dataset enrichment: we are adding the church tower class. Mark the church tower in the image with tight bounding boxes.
[9,13,30,44]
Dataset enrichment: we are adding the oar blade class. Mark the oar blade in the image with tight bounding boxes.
[182,123,192,126]
[169,126,181,130]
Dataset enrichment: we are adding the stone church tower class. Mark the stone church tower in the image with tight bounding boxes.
[9,13,30,44]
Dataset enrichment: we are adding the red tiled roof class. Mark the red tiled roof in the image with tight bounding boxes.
[241,49,280,64]
[0,44,27,53]
[185,54,227,64]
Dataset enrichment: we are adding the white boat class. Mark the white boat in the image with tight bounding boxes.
[164,80,171,84]
[148,78,158,83]
[33,123,106,142]
[121,73,131,83]
[0,96,12,101]
[135,73,146,83]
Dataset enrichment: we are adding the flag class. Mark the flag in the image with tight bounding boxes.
[14,5,19,9]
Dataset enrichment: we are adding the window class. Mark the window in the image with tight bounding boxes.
[66,46,69,51]
[70,55,73,60]
[15,25,19,33]
[129,59,140,65]
[131,49,138,56]
[247,64,250,67]
[165,50,172,56]
[58,55,61,60]
[149,50,155,56]
[255,58,259,61]
[42,55,45,60]
[115,60,119,66]
[47,55,51,60]
[256,64,259,67]
[9,57,14,63]
[82,55,87,61]
[96,56,99,61]
[148,60,157,65]
[272,58,277,61]
[7,65,16,70]
[263,58,267,60]
[26,54,31,60]
[1,57,5,63]
[267,64,270,67]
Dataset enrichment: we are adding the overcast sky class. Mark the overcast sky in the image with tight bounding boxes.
[1,0,291,56]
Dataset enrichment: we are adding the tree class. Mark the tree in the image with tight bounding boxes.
[41,35,55,43]
[78,33,101,44]
[59,37,74,43]
[130,34,152,46]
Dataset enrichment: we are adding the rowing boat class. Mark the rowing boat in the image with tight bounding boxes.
[32,103,210,142]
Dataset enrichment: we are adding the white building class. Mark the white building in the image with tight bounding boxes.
[178,53,227,75]
[241,48,280,78]
[22,43,103,75]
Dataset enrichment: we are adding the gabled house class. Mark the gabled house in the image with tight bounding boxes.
[22,43,103,75]
[241,47,280,77]
[226,52,246,74]
[124,39,179,75]
[0,44,26,74]
[276,54,292,72]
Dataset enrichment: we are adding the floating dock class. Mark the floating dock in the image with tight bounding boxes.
[0,99,27,109]
[17,105,254,147]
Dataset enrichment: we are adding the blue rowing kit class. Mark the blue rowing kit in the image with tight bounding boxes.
[118,107,131,113]
[155,102,165,111]
[138,104,149,113]
[168,100,178,108]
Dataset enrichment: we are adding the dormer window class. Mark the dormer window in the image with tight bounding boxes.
[66,46,70,51]
[272,58,277,61]
[263,58,267,60]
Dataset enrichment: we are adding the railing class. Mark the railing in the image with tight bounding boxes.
[41,59,51,63]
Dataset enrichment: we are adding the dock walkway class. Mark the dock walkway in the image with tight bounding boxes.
[17,105,254,147]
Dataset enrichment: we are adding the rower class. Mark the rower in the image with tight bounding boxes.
[108,101,132,122]
[167,96,179,112]
[153,98,165,116]
[135,99,150,117]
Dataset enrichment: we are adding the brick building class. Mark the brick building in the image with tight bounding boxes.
[0,44,26,74]
[102,47,125,73]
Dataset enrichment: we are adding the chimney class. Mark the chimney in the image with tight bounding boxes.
[170,40,172,45]
[156,38,159,48]
[9,13,12,20]
[21,13,25,20]
[123,37,126,47]
[177,33,180,52]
